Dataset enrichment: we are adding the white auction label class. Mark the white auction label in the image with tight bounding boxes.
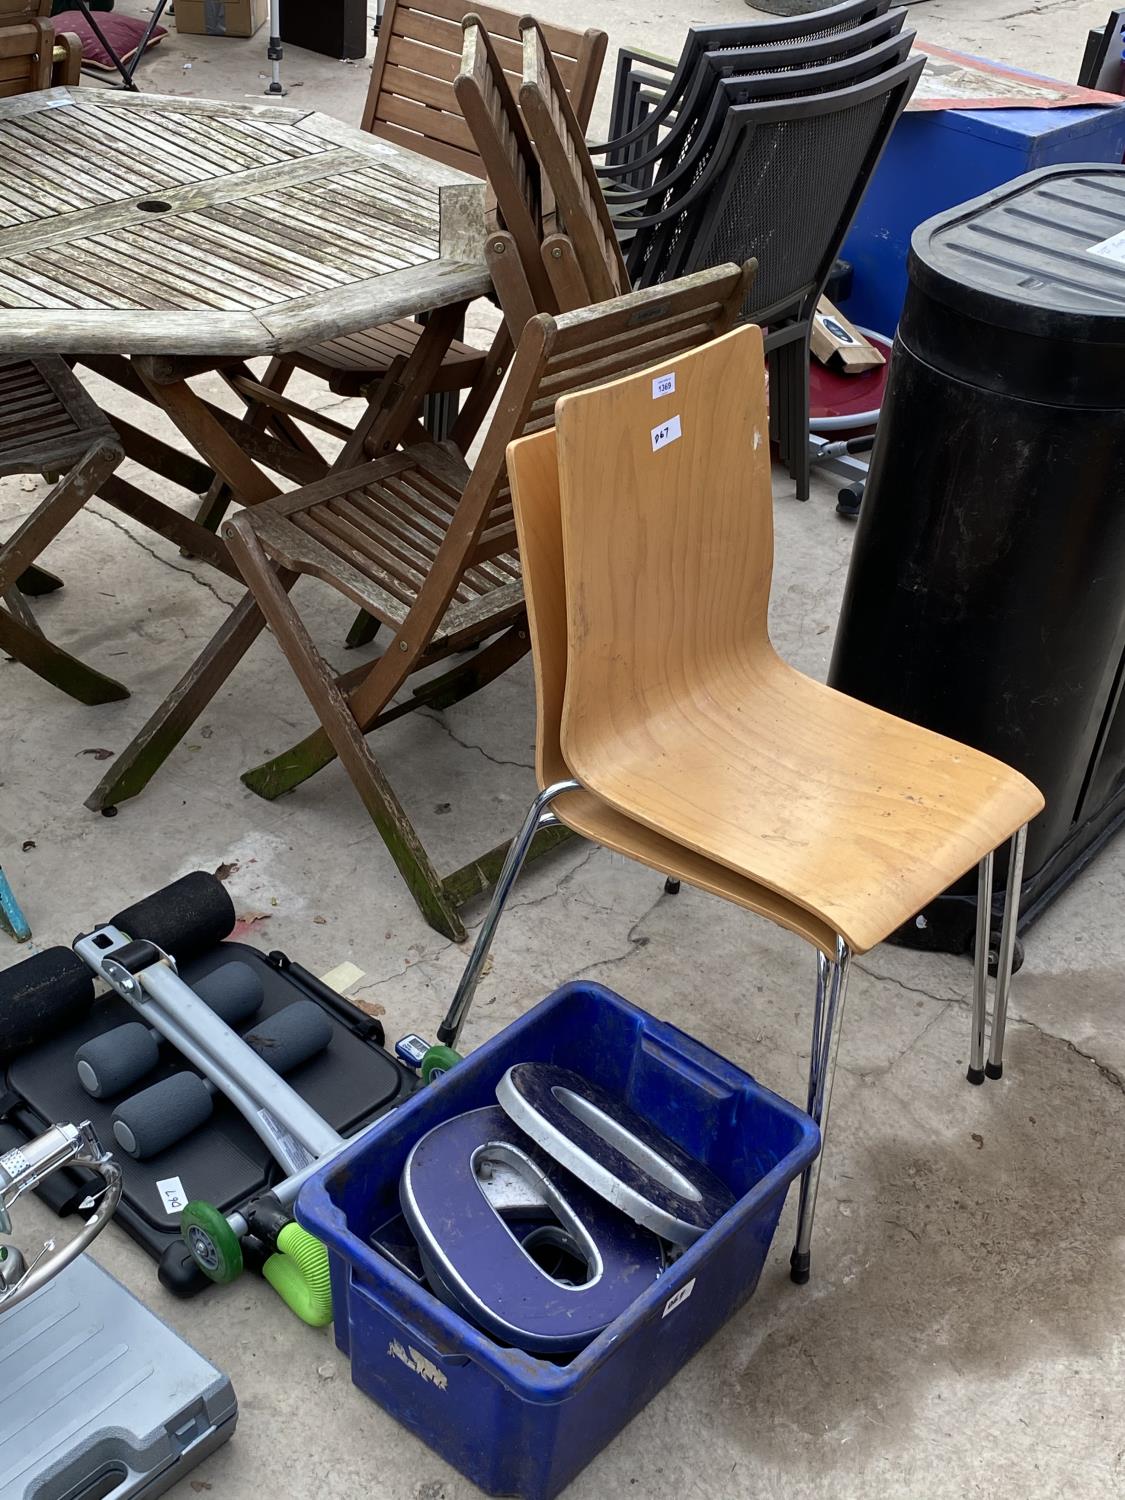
[651,414,682,452]
[662,1277,696,1318]
[156,1175,188,1216]
[1086,228,1125,267]
[652,371,676,399]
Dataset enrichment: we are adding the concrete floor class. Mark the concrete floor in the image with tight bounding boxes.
[2,1,1124,1496]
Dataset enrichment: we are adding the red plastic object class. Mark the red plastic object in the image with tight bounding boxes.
[809,329,894,430]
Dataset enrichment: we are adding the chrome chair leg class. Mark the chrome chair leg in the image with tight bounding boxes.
[804,950,829,1117]
[438,779,580,1048]
[791,935,852,1285]
[986,823,1028,1080]
[967,850,994,1084]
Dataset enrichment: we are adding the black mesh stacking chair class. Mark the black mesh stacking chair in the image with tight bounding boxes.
[629,54,923,500]
[597,0,894,180]
[600,9,906,199]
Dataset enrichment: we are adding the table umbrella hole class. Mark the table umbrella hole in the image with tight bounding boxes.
[135,199,172,213]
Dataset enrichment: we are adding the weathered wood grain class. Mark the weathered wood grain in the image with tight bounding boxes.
[0,89,487,355]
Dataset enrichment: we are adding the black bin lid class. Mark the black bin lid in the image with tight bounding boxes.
[902,165,1125,406]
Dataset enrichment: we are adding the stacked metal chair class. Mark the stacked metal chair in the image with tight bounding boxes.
[528,0,924,501]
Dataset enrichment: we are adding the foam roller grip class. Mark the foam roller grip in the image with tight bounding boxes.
[195,961,264,1027]
[74,961,264,1099]
[111,872,235,962]
[111,1001,331,1159]
[242,1001,331,1074]
[113,1071,214,1160]
[76,1022,160,1100]
[0,947,94,1060]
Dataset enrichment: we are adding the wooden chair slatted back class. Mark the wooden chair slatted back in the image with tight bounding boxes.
[362,0,606,174]
[0,0,49,20]
[0,19,52,95]
[453,263,755,573]
[554,323,771,763]
[519,16,631,308]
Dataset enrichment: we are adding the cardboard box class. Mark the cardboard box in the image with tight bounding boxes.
[174,0,268,38]
[811,295,886,374]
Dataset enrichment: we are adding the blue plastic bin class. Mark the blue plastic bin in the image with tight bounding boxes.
[297,982,819,1500]
[839,57,1125,335]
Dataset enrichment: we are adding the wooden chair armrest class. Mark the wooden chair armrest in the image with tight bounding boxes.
[53,31,82,87]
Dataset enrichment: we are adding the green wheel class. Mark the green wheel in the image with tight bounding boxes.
[182,1200,243,1285]
[421,1043,462,1084]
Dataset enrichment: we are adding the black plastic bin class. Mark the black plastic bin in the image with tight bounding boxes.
[829,164,1125,954]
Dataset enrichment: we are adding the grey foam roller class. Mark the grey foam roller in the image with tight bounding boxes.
[194,961,263,1026]
[113,1071,214,1160]
[74,960,263,1099]
[75,1022,161,1100]
[111,1002,331,1159]
[243,1001,331,1074]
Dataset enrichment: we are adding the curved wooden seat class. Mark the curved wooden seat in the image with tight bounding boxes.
[554,324,1043,956]
[295,320,487,398]
[240,443,523,651]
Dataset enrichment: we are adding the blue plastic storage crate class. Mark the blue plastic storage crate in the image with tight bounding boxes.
[297,982,819,1500]
[840,57,1125,335]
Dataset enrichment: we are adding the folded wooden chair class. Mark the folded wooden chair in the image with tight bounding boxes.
[442,322,1043,1282]
[210,0,608,505]
[0,17,51,91]
[88,267,757,941]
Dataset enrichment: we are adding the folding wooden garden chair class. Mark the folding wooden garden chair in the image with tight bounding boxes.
[441,323,1043,1282]
[209,0,608,504]
[88,267,757,941]
[0,357,126,704]
[0,4,82,84]
[0,17,51,91]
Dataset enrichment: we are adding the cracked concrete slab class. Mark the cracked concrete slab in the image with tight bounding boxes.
[2,1,1124,1497]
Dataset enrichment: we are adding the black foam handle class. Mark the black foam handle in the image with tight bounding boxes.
[111,872,236,960]
[0,947,95,1060]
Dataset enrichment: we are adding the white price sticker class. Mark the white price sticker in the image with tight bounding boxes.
[1086,228,1125,267]
[651,414,682,453]
[662,1278,696,1318]
[652,371,676,399]
[156,1175,188,1216]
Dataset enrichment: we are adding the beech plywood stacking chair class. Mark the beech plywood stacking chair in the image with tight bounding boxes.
[88,267,757,942]
[437,322,1044,1281]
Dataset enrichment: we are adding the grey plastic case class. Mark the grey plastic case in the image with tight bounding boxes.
[0,1254,237,1500]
